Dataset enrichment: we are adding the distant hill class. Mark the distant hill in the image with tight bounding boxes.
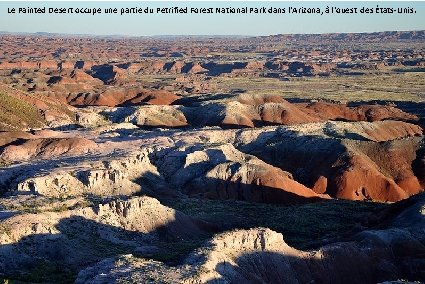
[259,30,425,42]
[1,30,424,41]
[0,84,74,131]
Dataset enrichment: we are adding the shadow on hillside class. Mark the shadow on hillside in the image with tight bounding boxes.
[146,144,324,204]
[0,209,214,283]
[172,93,238,107]
[207,249,403,284]
[239,129,347,194]
[182,175,325,205]
[0,172,400,283]
[347,100,425,128]
[412,139,425,186]
[202,62,247,76]
[207,192,425,283]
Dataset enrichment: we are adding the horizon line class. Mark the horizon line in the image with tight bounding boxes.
[1,29,424,39]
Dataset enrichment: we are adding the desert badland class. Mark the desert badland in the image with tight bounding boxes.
[0,31,424,283]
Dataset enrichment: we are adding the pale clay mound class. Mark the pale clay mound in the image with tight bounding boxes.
[0,196,205,245]
[76,193,425,283]
[74,97,420,129]
[65,87,180,107]
[124,105,188,128]
[0,137,98,162]
[153,143,325,203]
[14,149,160,198]
[0,119,423,202]
[0,196,210,274]
[285,120,423,142]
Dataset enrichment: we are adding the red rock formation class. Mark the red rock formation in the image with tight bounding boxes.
[0,61,39,69]
[67,87,180,107]
[362,121,422,141]
[187,162,326,204]
[188,63,208,74]
[0,131,35,147]
[163,144,327,204]
[55,70,103,85]
[332,154,409,202]
[302,102,418,122]
[246,126,424,202]
[0,83,74,131]
[38,60,58,69]
[59,61,76,70]
[312,176,328,194]
[258,102,321,125]
[167,61,185,73]
[244,61,265,70]
[145,60,167,73]
[237,94,287,105]
[70,70,103,83]
[0,137,97,162]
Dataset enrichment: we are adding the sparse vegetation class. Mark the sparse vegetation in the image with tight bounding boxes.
[0,92,45,130]
[165,198,387,250]
[212,73,425,103]
[147,239,208,265]
[5,260,76,284]
[393,67,425,73]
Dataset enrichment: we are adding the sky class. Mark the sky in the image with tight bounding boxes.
[0,1,424,36]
